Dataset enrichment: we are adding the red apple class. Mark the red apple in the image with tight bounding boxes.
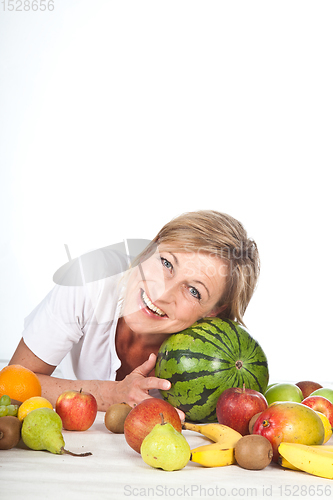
[55,389,98,431]
[216,386,268,436]
[123,398,182,453]
[301,395,333,427]
[310,388,333,404]
[252,401,325,462]
[296,380,323,399]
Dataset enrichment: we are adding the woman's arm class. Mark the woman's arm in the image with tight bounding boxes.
[9,339,173,412]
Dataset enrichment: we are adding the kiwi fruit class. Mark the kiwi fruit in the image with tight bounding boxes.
[104,403,132,433]
[0,416,22,450]
[10,399,22,407]
[248,412,262,434]
[235,434,273,470]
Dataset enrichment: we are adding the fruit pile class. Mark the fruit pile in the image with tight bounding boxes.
[0,364,97,456]
[1,348,333,480]
[112,397,275,471]
[110,378,333,477]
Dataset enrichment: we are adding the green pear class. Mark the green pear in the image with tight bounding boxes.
[21,407,92,456]
[140,413,190,471]
[22,407,66,454]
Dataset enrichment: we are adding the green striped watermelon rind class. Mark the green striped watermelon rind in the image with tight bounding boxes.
[155,317,269,422]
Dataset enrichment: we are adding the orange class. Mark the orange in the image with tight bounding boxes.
[0,364,41,403]
[18,396,53,421]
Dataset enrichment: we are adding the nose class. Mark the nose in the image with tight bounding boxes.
[152,279,178,305]
[147,278,167,303]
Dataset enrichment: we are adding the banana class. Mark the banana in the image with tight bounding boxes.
[278,455,301,471]
[312,445,333,451]
[279,442,333,479]
[191,441,235,453]
[279,444,333,471]
[183,422,242,448]
[191,446,235,467]
[183,422,242,467]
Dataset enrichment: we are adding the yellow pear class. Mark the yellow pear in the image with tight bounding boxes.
[140,413,190,471]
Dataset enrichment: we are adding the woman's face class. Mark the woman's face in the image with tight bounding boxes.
[121,244,228,335]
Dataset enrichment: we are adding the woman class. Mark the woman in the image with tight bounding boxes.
[9,210,260,414]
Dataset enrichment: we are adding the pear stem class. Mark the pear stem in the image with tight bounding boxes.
[62,447,92,457]
[159,413,165,425]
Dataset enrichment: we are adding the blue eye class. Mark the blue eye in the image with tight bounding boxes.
[189,287,201,300]
[161,257,172,270]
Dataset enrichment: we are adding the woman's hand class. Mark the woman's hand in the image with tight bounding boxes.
[9,339,185,418]
[115,353,185,420]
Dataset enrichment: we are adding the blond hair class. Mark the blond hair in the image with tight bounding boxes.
[140,210,260,326]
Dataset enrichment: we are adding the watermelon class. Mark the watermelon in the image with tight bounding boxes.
[155,317,269,422]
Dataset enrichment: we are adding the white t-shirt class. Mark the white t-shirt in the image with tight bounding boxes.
[22,274,126,381]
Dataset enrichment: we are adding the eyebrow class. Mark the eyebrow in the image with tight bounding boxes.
[193,280,211,299]
[169,252,211,299]
[169,252,179,266]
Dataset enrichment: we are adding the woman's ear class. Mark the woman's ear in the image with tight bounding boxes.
[207,304,228,318]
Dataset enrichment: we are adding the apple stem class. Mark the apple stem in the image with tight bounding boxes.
[79,388,83,394]
[62,448,92,457]
[159,413,165,425]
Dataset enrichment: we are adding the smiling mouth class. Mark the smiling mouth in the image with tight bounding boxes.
[141,289,167,317]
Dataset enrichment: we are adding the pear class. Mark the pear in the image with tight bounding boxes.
[21,408,91,456]
[140,413,191,471]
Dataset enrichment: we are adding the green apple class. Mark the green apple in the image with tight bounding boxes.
[310,388,333,405]
[265,383,278,391]
[264,383,303,405]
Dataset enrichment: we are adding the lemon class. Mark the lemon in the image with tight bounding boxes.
[316,411,333,444]
[18,396,53,421]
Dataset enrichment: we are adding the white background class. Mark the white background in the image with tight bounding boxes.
[0,1,332,384]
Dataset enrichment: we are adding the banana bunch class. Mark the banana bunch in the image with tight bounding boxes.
[279,443,333,479]
[183,422,242,467]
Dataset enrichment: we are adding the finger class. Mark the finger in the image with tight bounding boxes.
[142,375,171,392]
[134,392,185,423]
[176,408,186,422]
[132,352,157,377]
